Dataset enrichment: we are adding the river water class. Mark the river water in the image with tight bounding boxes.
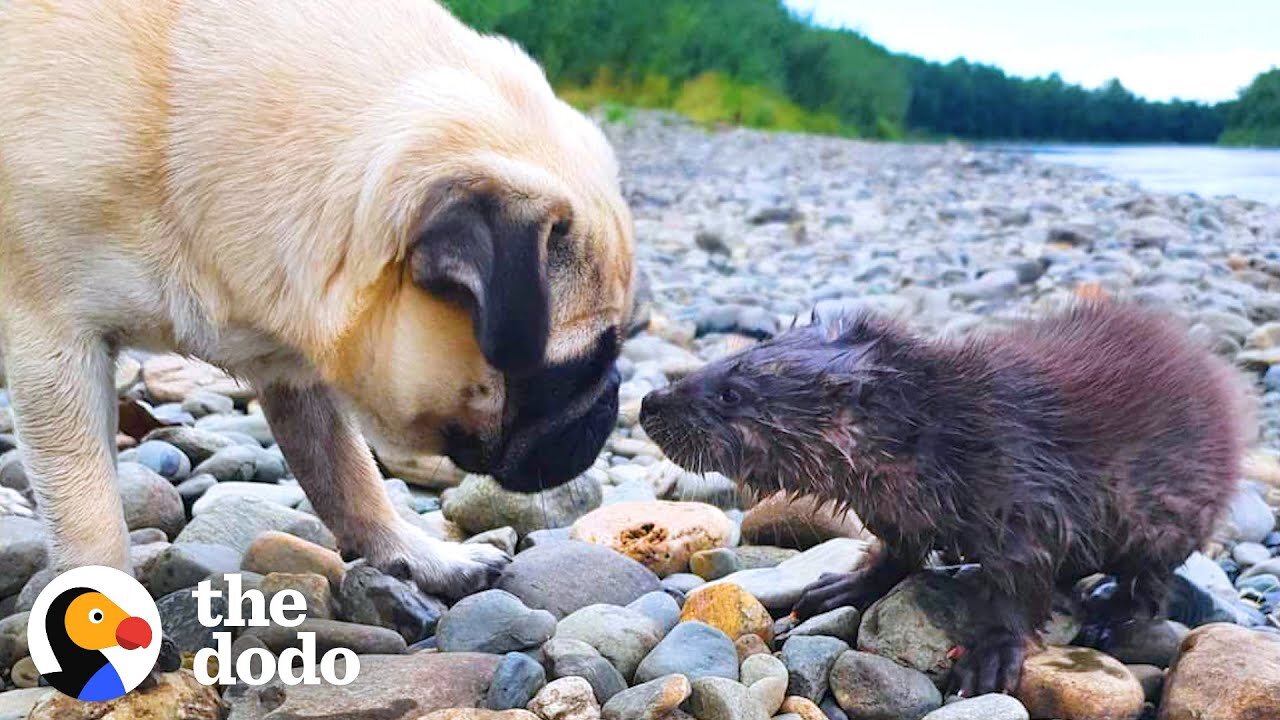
[1005,144,1280,206]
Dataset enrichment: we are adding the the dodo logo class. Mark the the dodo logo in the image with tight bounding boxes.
[28,566,161,702]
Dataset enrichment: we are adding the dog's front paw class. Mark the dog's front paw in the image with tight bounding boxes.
[363,521,511,602]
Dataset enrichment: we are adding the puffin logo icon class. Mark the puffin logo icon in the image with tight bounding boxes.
[27,566,161,702]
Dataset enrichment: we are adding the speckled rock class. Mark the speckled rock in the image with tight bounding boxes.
[28,670,219,720]
[1016,647,1143,720]
[570,501,735,577]
[1159,623,1280,720]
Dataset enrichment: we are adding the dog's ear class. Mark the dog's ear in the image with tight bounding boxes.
[409,191,551,375]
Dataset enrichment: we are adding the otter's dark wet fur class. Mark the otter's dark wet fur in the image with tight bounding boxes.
[640,300,1250,696]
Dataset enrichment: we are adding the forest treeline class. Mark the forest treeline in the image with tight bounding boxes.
[445,0,1278,146]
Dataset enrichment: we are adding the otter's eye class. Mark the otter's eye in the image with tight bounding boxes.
[89,609,104,624]
[718,387,742,406]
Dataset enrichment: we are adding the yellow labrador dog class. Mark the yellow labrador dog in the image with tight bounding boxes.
[0,0,633,598]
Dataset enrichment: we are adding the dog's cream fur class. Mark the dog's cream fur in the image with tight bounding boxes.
[0,0,633,596]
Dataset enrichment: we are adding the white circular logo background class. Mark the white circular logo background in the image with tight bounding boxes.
[28,566,162,700]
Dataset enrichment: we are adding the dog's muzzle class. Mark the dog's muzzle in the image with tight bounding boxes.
[445,332,622,492]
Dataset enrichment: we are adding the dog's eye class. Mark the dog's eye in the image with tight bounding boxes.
[548,218,573,264]
[718,387,741,406]
[89,609,104,624]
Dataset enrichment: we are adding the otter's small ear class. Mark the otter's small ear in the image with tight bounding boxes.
[410,192,550,375]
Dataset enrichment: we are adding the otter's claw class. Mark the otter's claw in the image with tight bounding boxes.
[948,632,1027,697]
[794,570,883,619]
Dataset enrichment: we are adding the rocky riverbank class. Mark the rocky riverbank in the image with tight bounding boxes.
[2,112,1280,720]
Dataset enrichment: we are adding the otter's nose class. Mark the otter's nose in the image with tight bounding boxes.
[639,386,674,424]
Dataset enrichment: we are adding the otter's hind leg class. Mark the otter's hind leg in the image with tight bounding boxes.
[1073,570,1174,650]
[951,547,1056,697]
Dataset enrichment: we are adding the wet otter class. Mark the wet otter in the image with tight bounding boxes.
[639,301,1250,696]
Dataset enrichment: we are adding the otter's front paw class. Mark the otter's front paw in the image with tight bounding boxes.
[948,632,1028,697]
[793,570,884,619]
[363,521,510,602]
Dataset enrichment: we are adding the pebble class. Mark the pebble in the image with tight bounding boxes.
[780,635,849,702]
[425,711,540,720]
[690,549,742,580]
[260,571,332,619]
[856,572,971,685]
[1160,623,1280,720]
[181,389,236,417]
[467,526,521,556]
[678,584,773,646]
[142,354,252,403]
[143,541,241,597]
[776,698,824,720]
[747,676,786,716]
[336,562,448,643]
[738,494,868,550]
[443,474,602,536]
[194,412,273,445]
[570,501,734,577]
[0,516,47,597]
[191,480,305,514]
[133,439,192,481]
[176,473,217,512]
[740,654,787,688]
[1233,541,1272,567]
[487,651,548,711]
[156,586,227,653]
[118,461,186,537]
[1223,486,1277,543]
[175,494,335,553]
[921,694,1029,720]
[28,671,219,720]
[705,538,869,615]
[497,541,662,619]
[1107,619,1188,668]
[437,590,558,654]
[242,530,346,586]
[547,645,629,706]
[527,677,602,720]
[601,674,691,720]
[10,655,38,688]
[144,426,238,465]
[627,591,682,635]
[686,677,769,720]
[1127,664,1164,702]
[783,606,860,646]
[634,621,738,684]
[192,444,285,483]
[226,652,501,717]
[733,546,799,570]
[1015,647,1144,720]
[244,617,408,655]
[662,574,705,596]
[734,634,769,662]
[555,604,664,681]
[828,650,942,720]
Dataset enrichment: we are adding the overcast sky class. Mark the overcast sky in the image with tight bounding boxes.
[784,0,1279,103]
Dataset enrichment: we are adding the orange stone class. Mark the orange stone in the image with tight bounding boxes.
[1016,646,1144,720]
[679,582,774,646]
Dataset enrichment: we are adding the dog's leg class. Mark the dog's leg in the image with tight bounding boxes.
[258,381,508,600]
[5,325,129,570]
